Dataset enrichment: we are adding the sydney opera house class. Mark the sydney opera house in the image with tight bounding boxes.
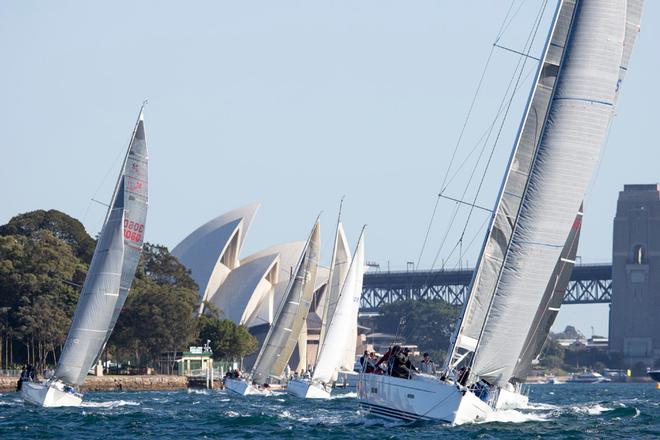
[172,203,346,372]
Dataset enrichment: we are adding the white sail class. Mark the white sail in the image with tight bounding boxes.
[317,223,351,357]
[313,230,364,384]
[55,109,148,386]
[251,219,320,384]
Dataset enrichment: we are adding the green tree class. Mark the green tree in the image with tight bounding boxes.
[375,299,459,354]
[0,231,84,368]
[197,308,257,361]
[110,243,199,366]
[0,210,96,262]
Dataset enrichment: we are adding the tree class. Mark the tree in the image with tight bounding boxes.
[197,309,257,361]
[110,244,199,366]
[0,210,96,263]
[375,299,459,354]
[0,231,84,368]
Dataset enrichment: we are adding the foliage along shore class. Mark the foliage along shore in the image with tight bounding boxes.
[0,209,257,372]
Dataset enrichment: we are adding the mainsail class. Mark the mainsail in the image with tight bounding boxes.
[313,229,364,384]
[251,219,320,384]
[448,0,636,387]
[55,110,148,386]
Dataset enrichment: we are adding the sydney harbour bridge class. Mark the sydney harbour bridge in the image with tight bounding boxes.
[359,263,612,312]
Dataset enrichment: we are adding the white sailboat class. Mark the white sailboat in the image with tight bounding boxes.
[288,226,365,399]
[225,219,320,396]
[21,107,149,407]
[358,0,642,424]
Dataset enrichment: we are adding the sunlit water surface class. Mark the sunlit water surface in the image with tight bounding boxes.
[1,383,658,439]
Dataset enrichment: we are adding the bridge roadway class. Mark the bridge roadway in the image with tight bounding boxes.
[360,263,612,312]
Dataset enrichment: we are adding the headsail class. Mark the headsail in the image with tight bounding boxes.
[316,223,351,360]
[313,229,364,384]
[55,109,148,386]
[511,205,582,382]
[448,0,633,387]
[251,219,320,384]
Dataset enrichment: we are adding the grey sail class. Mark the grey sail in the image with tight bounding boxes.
[251,219,320,384]
[100,115,148,356]
[511,205,582,383]
[448,0,638,387]
[55,110,148,386]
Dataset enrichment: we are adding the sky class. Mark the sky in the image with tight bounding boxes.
[1,1,658,338]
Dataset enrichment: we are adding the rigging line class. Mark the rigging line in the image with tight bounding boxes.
[441,67,536,193]
[422,0,549,294]
[415,44,496,268]
[466,0,552,374]
[455,0,549,253]
[415,1,518,269]
[415,0,523,269]
[495,0,532,44]
[428,46,531,274]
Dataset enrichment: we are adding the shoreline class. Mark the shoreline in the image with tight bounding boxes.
[0,375,189,393]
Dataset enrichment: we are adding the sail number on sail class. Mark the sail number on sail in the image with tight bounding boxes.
[123,219,145,242]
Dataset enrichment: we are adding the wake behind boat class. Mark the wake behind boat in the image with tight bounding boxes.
[359,0,642,425]
[20,107,149,408]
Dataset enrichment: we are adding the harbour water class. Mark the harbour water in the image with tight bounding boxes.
[1,383,658,439]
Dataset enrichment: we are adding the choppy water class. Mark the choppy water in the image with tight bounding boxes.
[1,383,658,439]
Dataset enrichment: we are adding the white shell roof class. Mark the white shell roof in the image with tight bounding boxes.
[171,203,259,301]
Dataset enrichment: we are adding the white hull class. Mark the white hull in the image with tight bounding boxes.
[494,385,528,410]
[287,379,331,399]
[358,373,492,425]
[224,378,271,396]
[20,381,83,408]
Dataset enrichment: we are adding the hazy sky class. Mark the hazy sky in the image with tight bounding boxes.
[1,1,658,337]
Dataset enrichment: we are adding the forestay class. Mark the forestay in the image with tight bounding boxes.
[313,230,364,384]
[251,219,320,384]
[55,111,149,386]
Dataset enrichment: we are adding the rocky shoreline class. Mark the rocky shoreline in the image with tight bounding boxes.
[0,375,189,393]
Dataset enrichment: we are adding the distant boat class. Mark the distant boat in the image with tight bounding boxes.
[566,371,611,384]
[21,107,149,407]
[288,225,365,399]
[648,370,660,383]
[225,219,320,396]
[358,0,642,425]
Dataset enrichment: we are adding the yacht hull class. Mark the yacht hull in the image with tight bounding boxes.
[224,378,271,396]
[357,373,492,425]
[287,379,331,399]
[20,381,83,408]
